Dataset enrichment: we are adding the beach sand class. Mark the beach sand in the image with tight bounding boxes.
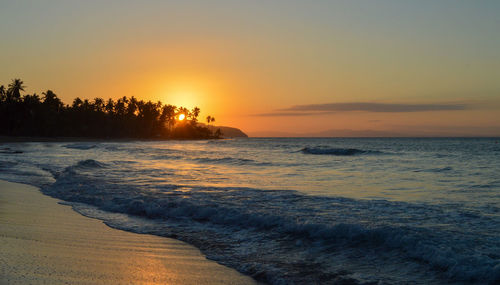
[0,180,257,285]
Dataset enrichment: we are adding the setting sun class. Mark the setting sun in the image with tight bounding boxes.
[178,113,186,121]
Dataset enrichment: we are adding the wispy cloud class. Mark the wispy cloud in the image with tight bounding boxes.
[255,111,330,117]
[283,102,467,112]
[255,102,468,116]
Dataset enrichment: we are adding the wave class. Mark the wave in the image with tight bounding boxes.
[152,154,184,161]
[64,143,97,150]
[151,150,272,166]
[194,156,273,166]
[0,160,18,168]
[0,160,55,186]
[206,139,230,144]
[40,162,500,284]
[0,147,23,154]
[301,147,382,156]
[75,159,107,169]
[414,166,453,173]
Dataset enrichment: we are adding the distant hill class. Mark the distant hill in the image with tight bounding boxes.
[205,125,248,138]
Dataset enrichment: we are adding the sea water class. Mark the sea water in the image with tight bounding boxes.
[1,138,499,284]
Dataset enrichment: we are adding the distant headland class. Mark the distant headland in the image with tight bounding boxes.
[0,79,247,140]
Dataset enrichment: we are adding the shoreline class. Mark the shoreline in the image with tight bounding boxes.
[0,179,257,285]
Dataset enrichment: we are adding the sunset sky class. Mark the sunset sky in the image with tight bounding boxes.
[1,0,499,136]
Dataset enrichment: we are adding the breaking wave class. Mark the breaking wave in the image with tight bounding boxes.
[64,143,97,150]
[414,166,453,173]
[0,147,23,154]
[194,156,272,166]
[75,159,106,169]
[301,147,382,156]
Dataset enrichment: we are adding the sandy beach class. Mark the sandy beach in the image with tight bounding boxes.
[0,180,257,285]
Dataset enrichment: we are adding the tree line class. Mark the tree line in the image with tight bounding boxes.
[0,79,222,139]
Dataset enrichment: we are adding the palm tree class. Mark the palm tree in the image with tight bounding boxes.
[42,90,63,112]
[105,98,115,114]
[206,115,215,126]
[115,97,128,117]
[23,92,41,105]
[189,107,200,124]
[93,98,105,113]
[161,104,177,131]
[72,97,83,109]
[0,85,6,102]
[127,96,138,117]
[7,78,25,101]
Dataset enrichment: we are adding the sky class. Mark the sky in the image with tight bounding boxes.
[1,0,499,136]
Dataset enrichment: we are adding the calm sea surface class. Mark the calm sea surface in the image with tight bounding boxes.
[1,138,499,284]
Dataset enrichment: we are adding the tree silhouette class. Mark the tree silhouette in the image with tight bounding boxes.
[161,104,177,132]
[206,115,215,127]
[43,90,63,111]
[0,85,6,102]
[0,79,222,139]
[7,78,25,101]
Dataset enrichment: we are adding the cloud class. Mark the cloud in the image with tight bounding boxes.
[283,102,467,112]
[255,102,468,116]
[254,111,330,117]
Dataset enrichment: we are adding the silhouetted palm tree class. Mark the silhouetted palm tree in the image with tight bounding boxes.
[72,97,83,109]
[7,78,25,101]
[190,107,200,121]
[206,115,215,127]
[0,85,6,102]
[93,98,105,113]
[161,104,177,131]
[105,98,115,114]
[127,96,138,117]
[42,90,63,111]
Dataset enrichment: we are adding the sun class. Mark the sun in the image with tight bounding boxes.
[178,113,186,121]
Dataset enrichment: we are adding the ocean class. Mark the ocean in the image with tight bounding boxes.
[1,138,499,284]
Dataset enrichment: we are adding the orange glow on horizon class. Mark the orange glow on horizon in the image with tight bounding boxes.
[178,113,186,121]
[157,78,211,110]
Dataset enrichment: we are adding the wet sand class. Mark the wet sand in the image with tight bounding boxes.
[0,180,257,284]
